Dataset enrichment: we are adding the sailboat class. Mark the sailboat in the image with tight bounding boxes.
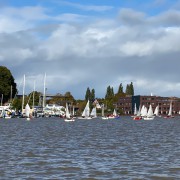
[20,75,32,120]
[140,105,147,117]
[78,100,92,119]
[101,104,108,119]
[143,104,155,120]
[133,105,142,120]
[154,105,161,117]
[25,103,31,121]
[108,109,119,119]
[90,107,97,118]
[64,103,75,122]
[164,101,174,118]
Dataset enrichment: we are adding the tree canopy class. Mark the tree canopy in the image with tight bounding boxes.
[125,82,134,96]
[0,66,17,104]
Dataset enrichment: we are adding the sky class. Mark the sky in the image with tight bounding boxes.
[1,0,180,99]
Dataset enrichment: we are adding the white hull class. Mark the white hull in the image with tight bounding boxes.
[102,117,109,120]
[144,116,155,120]
[108,117,115,119]
[5,116,11,119]
[64,118,75,122]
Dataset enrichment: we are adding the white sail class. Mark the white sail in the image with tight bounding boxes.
[141,105,147,117]
[134,103,137,115]
[137,105,141,116]
[90,107,97,117]
[113,109,117,116]
[72,106,75,116]
[147,104,154,117]
[25,103,30,118]
[144,104,155,120]
[168,101,172,116]
[65,103,71,119]
[101,104,105,117]
[82,100,90,117]
[154,105,159,116]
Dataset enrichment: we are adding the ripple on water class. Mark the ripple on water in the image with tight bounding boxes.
[0,117,179,179]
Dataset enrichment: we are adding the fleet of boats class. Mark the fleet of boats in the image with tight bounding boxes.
[132,101,175,120]
[0,73,177,122]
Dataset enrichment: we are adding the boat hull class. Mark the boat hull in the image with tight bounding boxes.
[133,116,142,120]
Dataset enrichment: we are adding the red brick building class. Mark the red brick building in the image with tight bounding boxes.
[117,95,180,115]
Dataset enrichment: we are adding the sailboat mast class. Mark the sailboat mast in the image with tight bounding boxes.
[42,73,46,109]
[33,81,35,110]
[22,74,25,113]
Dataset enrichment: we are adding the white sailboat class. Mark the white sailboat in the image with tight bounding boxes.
[78,100,92,119]
[101,104,108,119]
[108,109,119,119]
[144,104,155,120]
[25,103,31,121]
[90,107,97,118]
[154,105,161,117]
[21,75,32,120]
[164,101,174,118]
[131,103,137,117]
[133,105,142,120]
[64,103,75,122]
[141,105,148,117]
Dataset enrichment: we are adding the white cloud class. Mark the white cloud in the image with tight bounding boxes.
[1,4,180,99]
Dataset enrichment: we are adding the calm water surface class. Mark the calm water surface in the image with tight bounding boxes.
[0,116,179,179]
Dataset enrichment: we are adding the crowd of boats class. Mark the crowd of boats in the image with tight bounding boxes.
[0,99,176,122]
[0,99,120,121]
[132,102,174,120]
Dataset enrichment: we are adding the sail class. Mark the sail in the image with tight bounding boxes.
[82,100,90,117]
[101,104,105,117]
[136,105,141,116]
[90,107,97,117]
[141,105,147,116]
[147,104,154,117]
[168,101,172,116]
[134,103,137,115]
[65,103,71,119]
[25,103,30,118]
[154,105,159,116]
[72,106,75,116]
[113,109,117,116]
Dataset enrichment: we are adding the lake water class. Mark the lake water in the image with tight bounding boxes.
[0,116,179,179]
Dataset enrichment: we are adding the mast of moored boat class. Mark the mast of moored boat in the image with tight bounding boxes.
[22,74,25,116]
[42,73,46,113]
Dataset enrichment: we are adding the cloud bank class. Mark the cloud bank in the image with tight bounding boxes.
[0,1,180,99]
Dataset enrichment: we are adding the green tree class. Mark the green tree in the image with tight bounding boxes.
[125,84,130,95]
[117,83,123,94]
[111,87,114,97]
[105,85,114,99]
[129,82,134,95]
[125,82,134,95]
[0,66,17,104]
[105,85,111,99]
[90,88,95,102]
[85,87,91,101]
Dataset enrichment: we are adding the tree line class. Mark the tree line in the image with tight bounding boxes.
[0,66,134,115]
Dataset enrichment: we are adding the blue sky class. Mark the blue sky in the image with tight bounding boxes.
[1,0,180,99]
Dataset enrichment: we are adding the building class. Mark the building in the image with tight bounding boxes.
[117,95,180,115]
